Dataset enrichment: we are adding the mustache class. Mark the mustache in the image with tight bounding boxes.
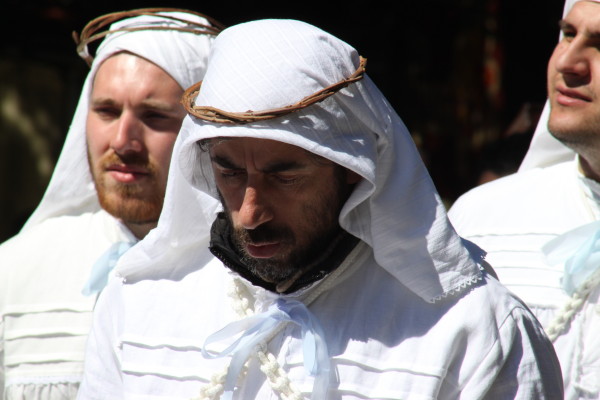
[100,151,151,169]
[234,224,294,245]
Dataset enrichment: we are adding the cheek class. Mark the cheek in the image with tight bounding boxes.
[215,181,243,212]
[547,44,565,79]
[85,124,106,161]
[85,114,115,157]
[547,56,557,82]
[147,134,178,170]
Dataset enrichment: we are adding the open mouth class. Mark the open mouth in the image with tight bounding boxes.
[245,242,282,258]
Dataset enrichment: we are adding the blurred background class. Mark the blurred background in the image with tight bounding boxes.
[1,0,564,243]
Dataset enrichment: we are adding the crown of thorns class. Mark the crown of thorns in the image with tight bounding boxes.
[73,7,225,67]
[182,56,367,124]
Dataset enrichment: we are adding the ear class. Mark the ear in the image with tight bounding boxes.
[345,169,362,184]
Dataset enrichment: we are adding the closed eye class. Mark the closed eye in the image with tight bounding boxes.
[142,110,182,131]
[271,174,301,185]
[559,20,576,39]
[91,105,120,120]
[217,167,246,180]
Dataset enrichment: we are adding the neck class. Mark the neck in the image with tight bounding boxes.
[579,156,600,183]
[122,220,156,240]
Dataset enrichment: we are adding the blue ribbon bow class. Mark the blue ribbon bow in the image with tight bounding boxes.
[202,298,330,400]
[543,220,600,296]
[82,241,134,296]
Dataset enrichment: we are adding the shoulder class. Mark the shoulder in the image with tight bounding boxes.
[444,275,558,366]
[0,212,112,261]
[0,212,121,298]
[458,275,532,319]
[0,214,88,257]
[448,162,576,235]
[451,162,572,214]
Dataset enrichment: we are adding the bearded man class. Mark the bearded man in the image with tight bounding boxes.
[79,18,562,399]
[0,8,221,398]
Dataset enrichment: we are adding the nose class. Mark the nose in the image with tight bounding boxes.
[110,111,143,154]
[237,185,274,230]
[554,40,590,78]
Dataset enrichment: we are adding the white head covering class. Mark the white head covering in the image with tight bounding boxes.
[117,19,483,303]
[519,0,599,171]
[21,10,220,231]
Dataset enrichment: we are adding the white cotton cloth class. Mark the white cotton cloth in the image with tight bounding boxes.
[80,242,562,399]
[78,19,563,399]
[0,11,218,399]
[117,18,482,303]
[449,159,600,399]
[519,0,600,171]
[0,210,134,399]
[451,1,600,397]
[22,11,216,231]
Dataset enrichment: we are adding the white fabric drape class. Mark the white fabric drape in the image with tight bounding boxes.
[116,19,483,303]
[77,19,565,400]
[518,0,600,171]
[0,11,219,399]
[22,11,217,231]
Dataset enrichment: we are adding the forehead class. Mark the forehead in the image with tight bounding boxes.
[92,53,177,93]
[565,1,600,27]
[208,137,327,166]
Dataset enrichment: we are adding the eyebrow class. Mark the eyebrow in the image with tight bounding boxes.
[559,19,600,40]
[210,154,308,173]
[90,97,179,112]
[210,154,239,169]
[558,20,573,31]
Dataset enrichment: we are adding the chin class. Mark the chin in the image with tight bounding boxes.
[101,193,163,224]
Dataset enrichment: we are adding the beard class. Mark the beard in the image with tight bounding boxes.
[89,150,164,225]
[223,167,351,285]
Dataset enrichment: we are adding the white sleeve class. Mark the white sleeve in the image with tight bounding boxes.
[77,280,125,400]
[460,306,564,400]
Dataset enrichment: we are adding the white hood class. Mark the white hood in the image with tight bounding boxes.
[117,19,484,303]
[22,10,219,230]
[519,0,600,171]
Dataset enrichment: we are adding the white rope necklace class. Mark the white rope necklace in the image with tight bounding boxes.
[545,266,600,342]
[544,266,600,397]
[191,243,362,400]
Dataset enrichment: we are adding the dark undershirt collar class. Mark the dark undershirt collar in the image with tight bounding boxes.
[209,213,360,294]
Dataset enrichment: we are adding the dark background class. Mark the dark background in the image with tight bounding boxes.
[0,0,565,243]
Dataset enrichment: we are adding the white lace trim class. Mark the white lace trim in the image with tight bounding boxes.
[429,264,485,304]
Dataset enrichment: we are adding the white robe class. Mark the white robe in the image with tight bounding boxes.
[0,210,135,399]
[78,241,563,400]
[449,160,600,399]
[77,18,563,400]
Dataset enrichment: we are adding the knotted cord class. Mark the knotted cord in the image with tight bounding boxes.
[182,57,367,124]
[545,266,600,342]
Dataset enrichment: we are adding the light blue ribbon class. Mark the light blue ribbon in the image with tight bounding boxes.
[82,241,134,296]
[202,298,330,400]
[543,221,600,296]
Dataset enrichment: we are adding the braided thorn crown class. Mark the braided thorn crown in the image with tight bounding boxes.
[182,56,367,125]
[72,7,225,67]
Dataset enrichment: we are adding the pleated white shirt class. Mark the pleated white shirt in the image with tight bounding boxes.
[79,241,563,399]
[0,210,135,399]
[449,160,600,399]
